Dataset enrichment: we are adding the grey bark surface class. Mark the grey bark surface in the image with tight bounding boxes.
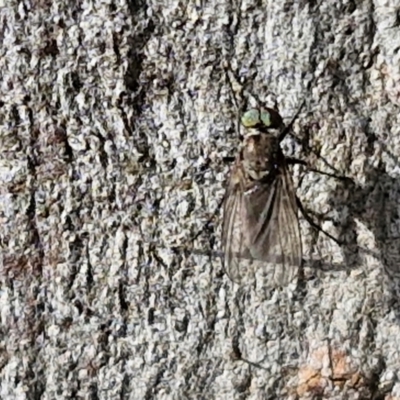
[1,0,400,399]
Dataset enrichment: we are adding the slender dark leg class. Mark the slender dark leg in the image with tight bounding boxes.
[222,156,236,163]
[296,196,341,245]
[306,167,352,182]
[190,151,235,244]
[278,100,306,141]
[286,157,307,167]
[286,157,352,182]
[190,194,226,243]
[287,133,344,176]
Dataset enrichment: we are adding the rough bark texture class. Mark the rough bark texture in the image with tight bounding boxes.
[1,0,400,399]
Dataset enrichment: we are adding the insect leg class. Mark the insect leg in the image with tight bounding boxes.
[287,132,344,175]
[278,100,306,141]
[306,167,352,182]
[222,156,236,163]
[190,193,226,243]
[287,157,351,182]
[189,153,236,244]
[286,157,307,166]
[295,196,341,245]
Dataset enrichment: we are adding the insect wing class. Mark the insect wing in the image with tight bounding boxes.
[246,164,302,285]
[222,163,302,286]
[221,165,249,283]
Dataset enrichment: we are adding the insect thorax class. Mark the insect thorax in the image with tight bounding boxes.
[241,133,283,180]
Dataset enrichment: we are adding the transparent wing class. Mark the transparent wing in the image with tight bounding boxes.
[222,164,302,286]
[221,164,251,283]
[245,164,302,285]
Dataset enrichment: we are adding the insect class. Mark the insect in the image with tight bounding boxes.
[222,105,306,286]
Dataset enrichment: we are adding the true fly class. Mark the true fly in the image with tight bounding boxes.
[222,105,305,287]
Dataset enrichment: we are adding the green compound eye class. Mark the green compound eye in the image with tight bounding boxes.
[241,109,261,127]
[260,109,273,127]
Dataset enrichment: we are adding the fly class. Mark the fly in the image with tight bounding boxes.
[222,105,307,286]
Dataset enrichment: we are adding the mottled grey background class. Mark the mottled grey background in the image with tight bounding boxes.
[1,0,400,399]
